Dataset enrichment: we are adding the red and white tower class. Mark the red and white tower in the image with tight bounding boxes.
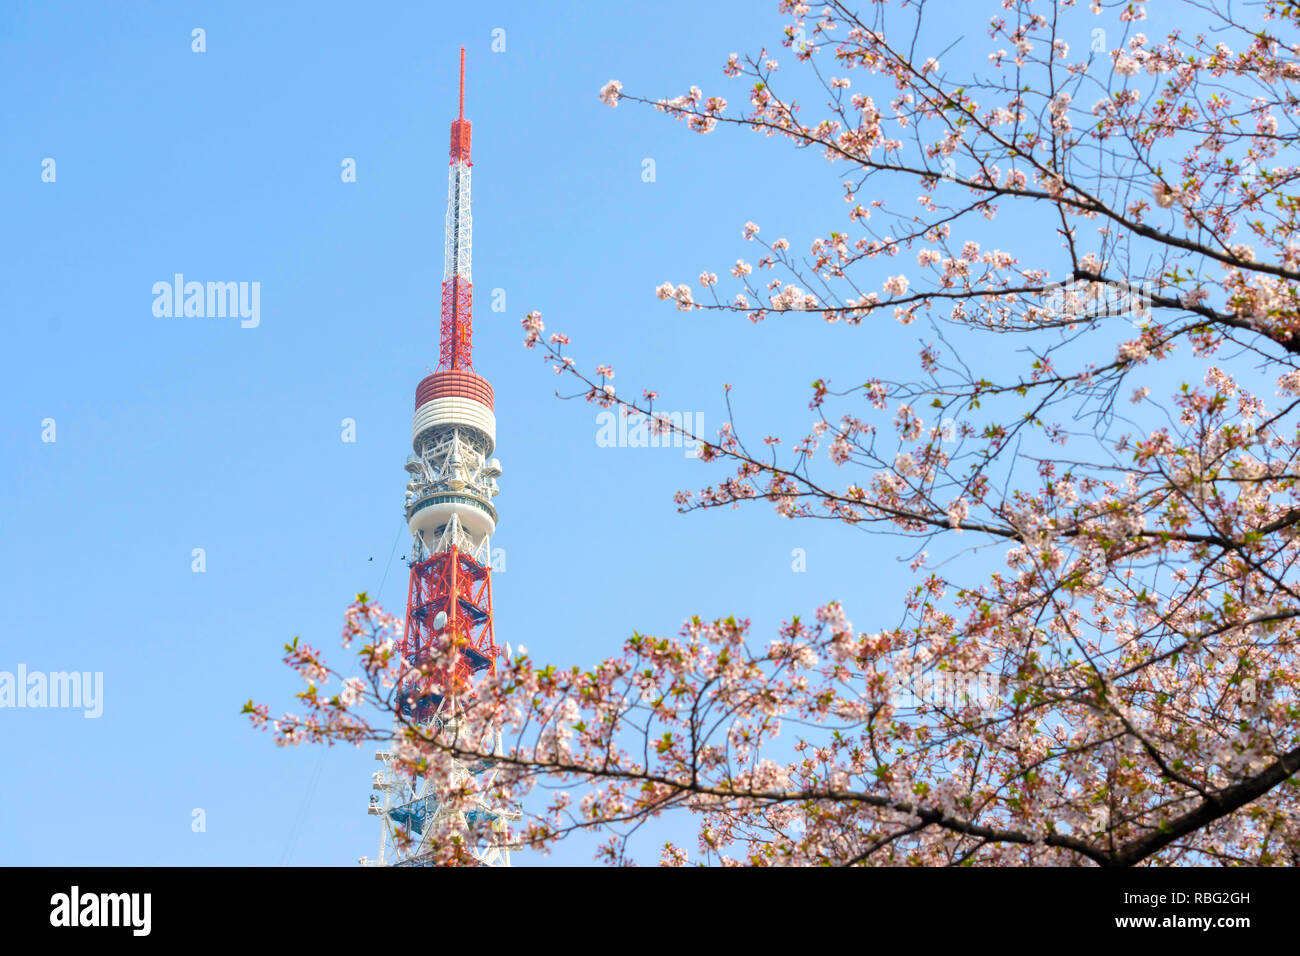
[364,49,516,867]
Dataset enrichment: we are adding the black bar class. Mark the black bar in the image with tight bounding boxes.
[1,865,1279,942]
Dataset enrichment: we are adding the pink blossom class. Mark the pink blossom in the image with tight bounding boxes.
[521,311,544,348]
[599,80,622,107]
[883,274,909,296]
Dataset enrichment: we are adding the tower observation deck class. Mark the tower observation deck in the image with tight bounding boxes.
[361,49,518,867]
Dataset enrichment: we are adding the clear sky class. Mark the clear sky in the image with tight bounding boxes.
[0,0,1215,865]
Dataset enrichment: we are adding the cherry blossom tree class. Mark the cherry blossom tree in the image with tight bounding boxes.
[252,0,1300,866]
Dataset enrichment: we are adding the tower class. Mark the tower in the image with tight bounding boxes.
[362,49,517,867]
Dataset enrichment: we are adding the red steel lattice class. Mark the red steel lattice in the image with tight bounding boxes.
[439,277,473,371]
[399,545,495,720]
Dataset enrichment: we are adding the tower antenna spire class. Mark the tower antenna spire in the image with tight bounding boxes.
[442,48,474,369]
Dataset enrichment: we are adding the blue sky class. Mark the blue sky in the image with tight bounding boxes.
[0,0,1220,865]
